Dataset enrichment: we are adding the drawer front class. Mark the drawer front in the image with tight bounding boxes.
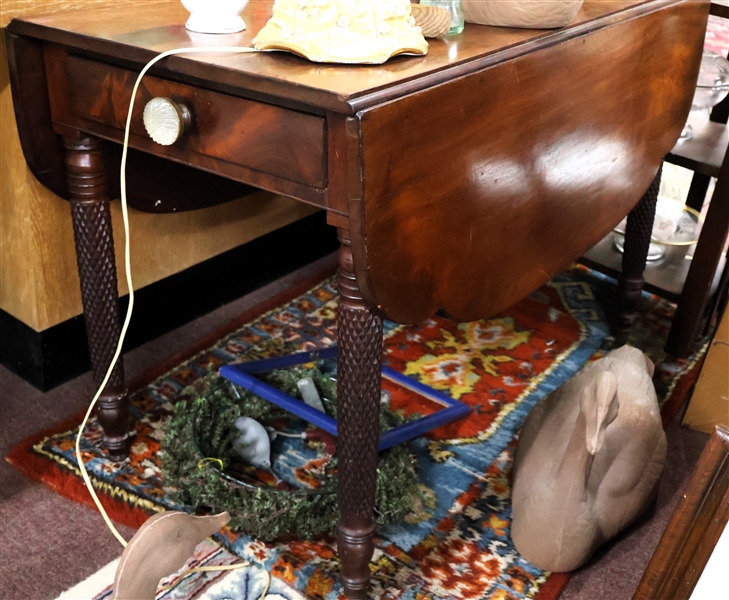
[63,55,326,188]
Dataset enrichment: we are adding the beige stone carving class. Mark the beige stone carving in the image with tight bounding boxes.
[253,0,428,64]
[511,346,667,572]
[462,0,583,29]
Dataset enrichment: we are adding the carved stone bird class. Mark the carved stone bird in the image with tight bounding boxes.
[113,511,230,600]
[511,346,666,572]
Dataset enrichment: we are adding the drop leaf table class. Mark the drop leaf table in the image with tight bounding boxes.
[6,1,709,595]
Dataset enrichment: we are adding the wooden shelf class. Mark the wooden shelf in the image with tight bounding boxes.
[585,5,729,354]
[711,0,729,19]
[667,117,728,178]
[581,233,727,304]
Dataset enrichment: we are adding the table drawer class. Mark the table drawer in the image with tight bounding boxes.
[63,55,326,188]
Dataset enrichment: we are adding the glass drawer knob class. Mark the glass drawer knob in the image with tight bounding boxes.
[142,97,191,146]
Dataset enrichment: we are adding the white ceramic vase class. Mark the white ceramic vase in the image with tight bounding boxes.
[462,0,583,29]
[180,0,249,34]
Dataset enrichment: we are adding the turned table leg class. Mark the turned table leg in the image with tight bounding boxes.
[64,135,129,460]
[615,167,661,346]
[335,228,383,599]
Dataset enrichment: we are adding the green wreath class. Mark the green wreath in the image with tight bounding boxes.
[161,369,422,541]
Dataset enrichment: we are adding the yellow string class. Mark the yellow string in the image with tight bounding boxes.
[72,45,271,596]
[197,457,225,470]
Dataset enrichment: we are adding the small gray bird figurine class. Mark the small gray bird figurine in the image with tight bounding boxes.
[113,511,230,600]
[511,346,666,572]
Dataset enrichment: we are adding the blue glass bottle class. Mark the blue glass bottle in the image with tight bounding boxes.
[420,0,465,34]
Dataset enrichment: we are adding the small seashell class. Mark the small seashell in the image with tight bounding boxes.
[410,3,451,38]
[143,98,185,146]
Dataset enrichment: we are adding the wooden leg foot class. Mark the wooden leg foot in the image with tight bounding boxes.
[335,227,383,599]
[338,522,377,599]
[96,389,130,461]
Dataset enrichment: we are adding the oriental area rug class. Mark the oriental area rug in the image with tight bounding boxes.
[9,265,706,600]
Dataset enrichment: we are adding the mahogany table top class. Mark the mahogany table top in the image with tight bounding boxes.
[9,0,687,114]
[7,0,710,323]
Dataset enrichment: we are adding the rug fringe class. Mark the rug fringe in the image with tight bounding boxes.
[535,573,571,599]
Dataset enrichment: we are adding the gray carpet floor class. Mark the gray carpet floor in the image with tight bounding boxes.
[0,253,710,600]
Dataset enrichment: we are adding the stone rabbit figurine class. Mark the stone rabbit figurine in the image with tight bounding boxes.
[113,511,230,599]
[511,346,666,572]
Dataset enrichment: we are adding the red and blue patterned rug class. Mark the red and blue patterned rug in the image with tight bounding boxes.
[10,265,705,600]
[706,14,729,57]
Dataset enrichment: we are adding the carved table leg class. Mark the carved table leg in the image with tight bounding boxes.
[64,135,129,460]
[615,167,661,346]
[336,228,383,599]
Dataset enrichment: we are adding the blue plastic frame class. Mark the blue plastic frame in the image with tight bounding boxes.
[219,346,471,451]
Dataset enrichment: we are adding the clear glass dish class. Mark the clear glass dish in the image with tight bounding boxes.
[680,49,729,141]
[692,49,729,110]
[612,196,704,261]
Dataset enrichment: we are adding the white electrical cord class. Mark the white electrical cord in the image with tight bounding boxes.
[73,45,266,592]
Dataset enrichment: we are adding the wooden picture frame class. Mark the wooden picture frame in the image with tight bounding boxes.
[632,424,729,600]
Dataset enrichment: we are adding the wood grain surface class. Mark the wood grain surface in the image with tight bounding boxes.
[61,54,327,189]
[352,0,708,323]
[632,425,729,600]
[0,0,173,29]
[3,1,714,593]
[1,1,317,331]
[4,0,710,329]
[1,26,72,331]
[666,142,729,354]
[668,116,728,178]
[7,0,692,114]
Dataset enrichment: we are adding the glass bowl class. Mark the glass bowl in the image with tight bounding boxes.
[691,49,729,111]
[612,196,704,261]
[680,49,729,141]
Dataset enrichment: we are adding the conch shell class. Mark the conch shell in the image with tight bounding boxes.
[253,0,428,64]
